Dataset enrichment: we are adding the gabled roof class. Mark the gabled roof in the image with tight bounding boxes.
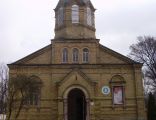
[55,68,97,86]
[99,44,140,64]
[11,44,51,64]
[9,42,141,66]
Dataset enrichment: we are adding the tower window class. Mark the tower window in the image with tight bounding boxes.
[72,5,79,23]
[73,48,79,63]
[58,7,64,26]
[87,7,92,26]
[62,48,68,63]
[91,12,95,27]
[83,48,89,63]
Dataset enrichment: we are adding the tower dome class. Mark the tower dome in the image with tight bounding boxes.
[54,0,96,39]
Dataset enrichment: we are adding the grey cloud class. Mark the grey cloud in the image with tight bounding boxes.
[0,0,156,63]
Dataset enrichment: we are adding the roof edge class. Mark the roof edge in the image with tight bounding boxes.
[11,44,51,65]
[99,44,141,64]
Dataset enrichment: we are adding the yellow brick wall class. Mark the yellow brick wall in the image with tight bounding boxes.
[9,63,147,120]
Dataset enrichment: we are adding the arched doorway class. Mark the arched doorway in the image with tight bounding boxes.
[68,88,86,120]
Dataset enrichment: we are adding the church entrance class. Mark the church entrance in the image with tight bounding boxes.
[68,88,86,120]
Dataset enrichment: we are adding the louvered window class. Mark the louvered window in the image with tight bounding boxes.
[87,7,92,26]
[72,5,79,23]
[58,7,64,26]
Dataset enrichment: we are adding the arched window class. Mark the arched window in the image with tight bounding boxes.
[87,7,92,26]
[58,7,64,26]
[73,48,79,63]
[62,48,68,63]
[72,5,79,23]
[29,90,40,105]
[83,48,89,63]
[110,75,126,106]
[24,76,42,106]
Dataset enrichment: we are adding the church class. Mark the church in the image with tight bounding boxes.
[9,0,147,120]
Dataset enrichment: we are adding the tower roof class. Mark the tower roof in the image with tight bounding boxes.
[55,0,95,11]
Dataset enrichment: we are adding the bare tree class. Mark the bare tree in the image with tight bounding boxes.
[7,74,42,120]
[0,63,43,120]
[129,36,156,93]
[0,63,9,119]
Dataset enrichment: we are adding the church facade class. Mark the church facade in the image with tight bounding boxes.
[9,0,147,120]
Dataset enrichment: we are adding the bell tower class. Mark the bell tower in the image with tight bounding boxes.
[54,0,96,39]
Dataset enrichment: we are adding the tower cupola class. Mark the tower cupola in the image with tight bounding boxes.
[54,0,96,39]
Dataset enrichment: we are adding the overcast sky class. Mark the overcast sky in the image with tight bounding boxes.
[0,0,156,64]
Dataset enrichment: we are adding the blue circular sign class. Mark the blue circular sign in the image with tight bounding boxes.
[102,86,110,95]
